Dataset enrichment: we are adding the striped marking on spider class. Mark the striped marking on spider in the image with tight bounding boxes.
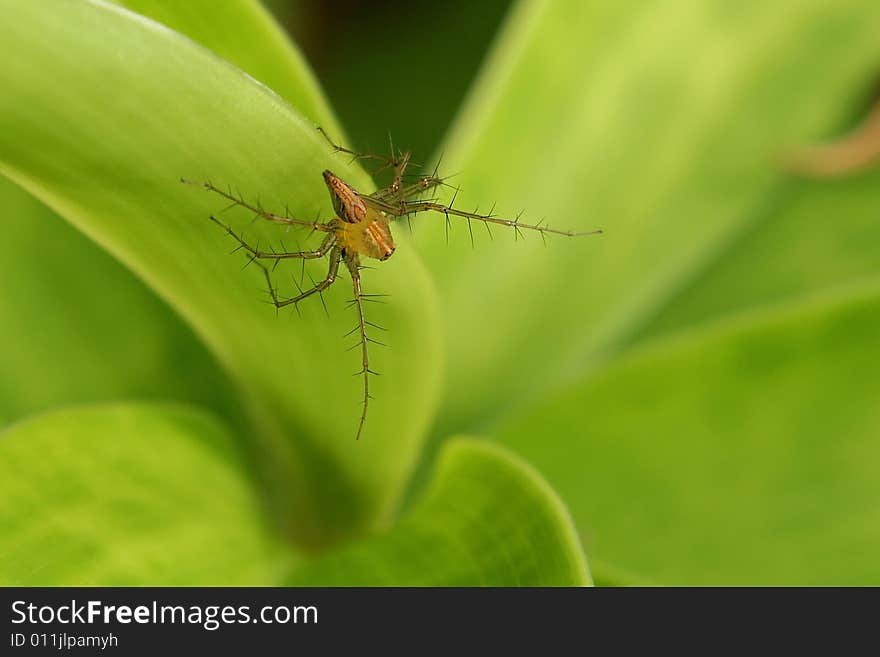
[183,127,601,440]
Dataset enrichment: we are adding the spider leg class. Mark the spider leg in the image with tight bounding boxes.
[369,172,450,204]
[210,216,336,260]
[259,246,341,309]
[182,178,333,232]
[370,154,454,204]
[372,196,603,238]
[344,253,376,441]
[317,126,409,179]
[387,150,412,200]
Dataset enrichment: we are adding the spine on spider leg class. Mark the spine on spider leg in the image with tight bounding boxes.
[367,189,603,239]
[415,201,603,238]
[344,255,374,440]
[181,177,334,232]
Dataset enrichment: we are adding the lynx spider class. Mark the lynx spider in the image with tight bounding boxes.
[184,128,601,440]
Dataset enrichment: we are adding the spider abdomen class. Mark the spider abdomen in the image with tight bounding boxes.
[337,215,396,261]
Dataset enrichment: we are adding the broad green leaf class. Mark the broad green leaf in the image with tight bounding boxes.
[1,0,323,429]
[0,403,286,585]
[632,167,880,343]
[0,177,233,427]
[423,0,880,435]
[289,439,590,586]
[111,0,344,135]
[498,284,880,585]
[0,0,442,548]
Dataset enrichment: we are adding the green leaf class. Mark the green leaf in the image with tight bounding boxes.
[498,284,880,584]
[110,0,343,135]
[288,438,591,586]
[0,176,233,428]
[423,0,880,585]
[0,0,442,547]
[422,0,880,435]
[632,167,880,343]
[0,403,286,585]
[0,0,339,427]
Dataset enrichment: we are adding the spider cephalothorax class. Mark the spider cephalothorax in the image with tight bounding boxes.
[184,127,600,439]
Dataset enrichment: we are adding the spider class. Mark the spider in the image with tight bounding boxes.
[183,128,601,440]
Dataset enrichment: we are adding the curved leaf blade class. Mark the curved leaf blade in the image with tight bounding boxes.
[111,0,343,135]
[289,439,591,586]
[0,403,286,585]
[0,177,233,427]
[634,168,880,343]
[2,0,331,430]
[499,284,880,584]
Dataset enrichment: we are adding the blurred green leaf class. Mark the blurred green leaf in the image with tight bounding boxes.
[0,177,233,426]
[0,406,589,587]
[633,168,880,342]
[414,0,880,584]
[0,0,442,548]
[289,438,590,585]
[422,0,880,435]
[0,403,286,585]
[498,284,880,584]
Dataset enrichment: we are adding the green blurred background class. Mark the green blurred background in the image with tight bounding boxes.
[2,0,880,586]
